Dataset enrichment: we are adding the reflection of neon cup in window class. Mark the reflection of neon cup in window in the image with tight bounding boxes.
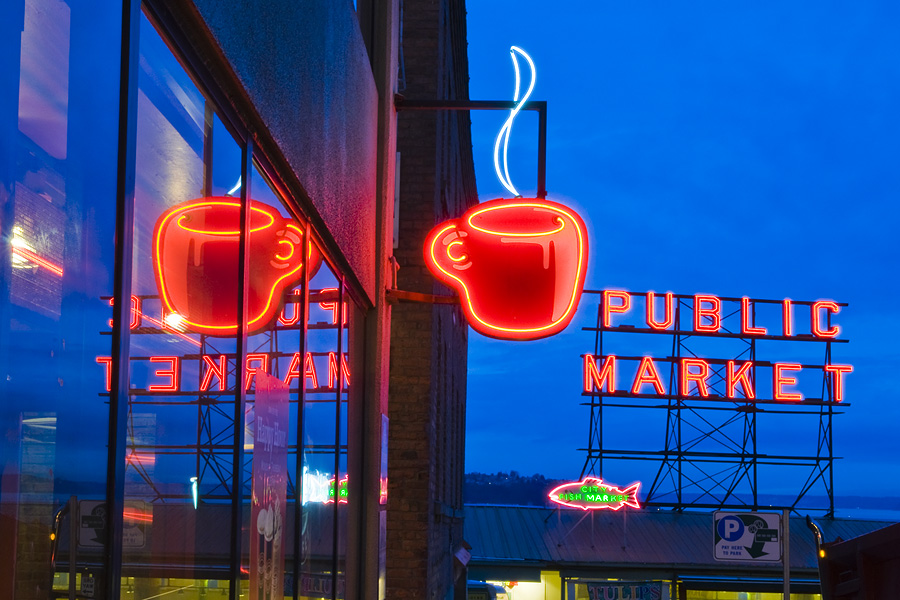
[153,198,322,335]
[425,198,588,340]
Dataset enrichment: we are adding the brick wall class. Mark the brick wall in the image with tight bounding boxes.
[387,0,475,598]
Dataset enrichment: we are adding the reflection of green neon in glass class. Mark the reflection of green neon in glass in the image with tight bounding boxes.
[328,477,349,501]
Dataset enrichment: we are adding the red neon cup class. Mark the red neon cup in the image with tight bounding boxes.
[425,198,588,340]
[153,198,321,336]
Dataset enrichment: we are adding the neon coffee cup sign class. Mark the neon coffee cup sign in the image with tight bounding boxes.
[425,198,587,340]
[423,47,589,341]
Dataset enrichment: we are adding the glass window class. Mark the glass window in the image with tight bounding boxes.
[0,0,121,598]
[241,160,316,600]
[122,10,242,597]
[2,3,366,599]
[124,12,362,600]
[299,254,351,600]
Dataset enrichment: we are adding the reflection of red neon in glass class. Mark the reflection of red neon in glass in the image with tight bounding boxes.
[108,296,142,330]
[631,357,665,395]
[126,452,156,466]
[773,363,803,401]
[97,352,352,392]
[245,354,269,390]
[201,355,227,392]
[284,352,302,386]
[603,290,631,328]
[278,289,302,326]
[153,198,320,336]
[123,510,153,524]
[727,360,755,399]
[105,296,200,347]
[824,364,852,402]
[11,246,63,276]
[424,199,588,341]
[811,300,840,338]
[583,355,616,393]
[96,356,113,392]
[694,295,721,332]
[275,239,295,261]
[783,299,793,336]
[174,205,275,235]
[680,358,710,397]
[148,356,179,392]
[646,291,674,330]
[328,352,351,389]
[741,297,767,335]
[304,353,318,388]
[318,288,347,325]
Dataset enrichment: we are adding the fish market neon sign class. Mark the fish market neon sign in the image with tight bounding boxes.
[548,477,641,511]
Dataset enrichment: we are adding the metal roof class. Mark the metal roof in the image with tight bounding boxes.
[464,504,896,578]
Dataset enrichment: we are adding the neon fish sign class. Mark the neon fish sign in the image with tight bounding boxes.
[548,477,641,511]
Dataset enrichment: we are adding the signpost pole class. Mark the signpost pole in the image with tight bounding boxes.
[783,509,790,600]
[68,496,77,600]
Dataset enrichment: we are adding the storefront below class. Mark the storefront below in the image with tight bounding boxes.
[464,505,895,600]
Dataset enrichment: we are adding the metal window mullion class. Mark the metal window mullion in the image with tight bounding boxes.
[105,0,140,598]
[292,221,312,600]
[331,280,346,600]
[229,139,253,600]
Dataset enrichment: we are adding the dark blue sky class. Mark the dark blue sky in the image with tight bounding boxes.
[463,1,900,501]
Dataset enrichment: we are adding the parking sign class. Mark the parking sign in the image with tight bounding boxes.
[714,512,781,561]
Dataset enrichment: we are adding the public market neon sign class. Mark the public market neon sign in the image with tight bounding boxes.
[584,291,852,402]
[548,477,641,511]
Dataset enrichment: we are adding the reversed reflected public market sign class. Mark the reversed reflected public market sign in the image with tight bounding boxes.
[548,477,641,511]
[96,198,349,394]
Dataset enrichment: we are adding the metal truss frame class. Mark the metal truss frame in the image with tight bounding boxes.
[579,290,848,516]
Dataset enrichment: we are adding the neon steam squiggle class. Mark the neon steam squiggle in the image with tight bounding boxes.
[493,46,536,197]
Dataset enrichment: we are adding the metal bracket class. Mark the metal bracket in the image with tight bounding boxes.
[394,95,548,198]
[386,288,459,305]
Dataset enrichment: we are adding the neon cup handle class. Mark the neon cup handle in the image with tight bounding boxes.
[429,220,472,274]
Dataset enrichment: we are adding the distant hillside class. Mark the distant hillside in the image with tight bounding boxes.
[464,471,566,507]
[464,472,900,518]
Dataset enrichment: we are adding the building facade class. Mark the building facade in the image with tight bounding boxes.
[464,505,895,600]
[0,0,474,599]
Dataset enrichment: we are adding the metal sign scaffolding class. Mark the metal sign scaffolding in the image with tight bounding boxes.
[579,290,848,516]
